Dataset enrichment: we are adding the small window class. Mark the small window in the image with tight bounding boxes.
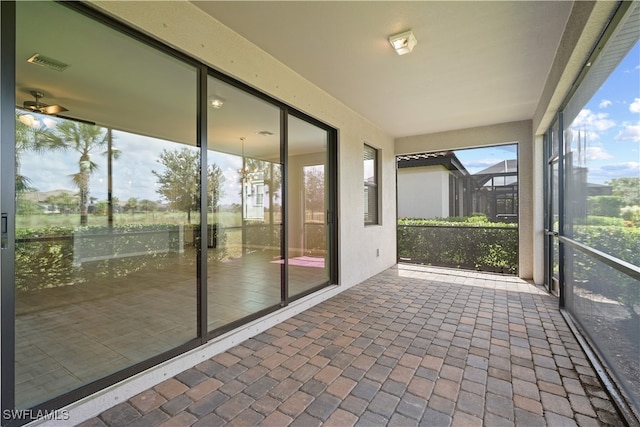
[364,144,379,225]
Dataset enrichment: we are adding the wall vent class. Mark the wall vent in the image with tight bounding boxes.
[26,53,69,72]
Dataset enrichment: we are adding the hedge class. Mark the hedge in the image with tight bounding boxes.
[15,224,227,293]
[397,218,518,274]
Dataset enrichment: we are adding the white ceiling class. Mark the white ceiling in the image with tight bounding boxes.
[191,1,574,138]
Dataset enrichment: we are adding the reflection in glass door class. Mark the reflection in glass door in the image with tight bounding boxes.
[549,118,561,296]
[545,120,561,295]
[206,76,282,332]
[551,159,560,293]
[287,115,330,298]
[13,0,199,409]
[4,0,338,414]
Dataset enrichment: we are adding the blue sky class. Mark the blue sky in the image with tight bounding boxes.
[21,132,245,206]
[454,144,517,174]
[564,41,639,184]
[454,41,639,184]
[21,131,181,204]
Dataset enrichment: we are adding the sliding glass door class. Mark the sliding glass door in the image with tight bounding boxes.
[206,76,283,331]
[13,0,200,408]
[3,0,337,416]
[287,115,330,298]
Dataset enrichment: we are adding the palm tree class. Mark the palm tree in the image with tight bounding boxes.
[46,121,120,225]
[15,112,59,194]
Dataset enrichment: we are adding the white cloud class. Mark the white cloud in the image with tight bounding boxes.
[590,162,640,182]
[630,98,640,113]
[572,109,615,132]
[565,127,601,143]
[599,99,612,109]
[585,146,613,161]
[463,159,502,168]
[457,158,508,174]
[615,123,640,142]
[600,162,640,174]
[585,130,601,141]
[20,151,77,193]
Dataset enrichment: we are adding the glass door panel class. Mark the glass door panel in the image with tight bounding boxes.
[206,77,282,331]
[551,159,560,293]
[287,115,330,298]
[547,119,561,295]
[14,0,198,408]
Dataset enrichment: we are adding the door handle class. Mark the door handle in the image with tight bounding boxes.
[1,213,8,249]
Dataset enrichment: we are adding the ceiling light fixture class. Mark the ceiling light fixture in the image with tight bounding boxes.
[18,113,57,129]
[389,30,417,55]
[209,96,224,108]
[23,90,68,115]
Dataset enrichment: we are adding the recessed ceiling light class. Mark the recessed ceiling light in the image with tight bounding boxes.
[209,96,224,108]
[389,30,417,55]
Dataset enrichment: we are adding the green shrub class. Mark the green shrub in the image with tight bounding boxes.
[466,215,490,224]
[621,205,640,225]
[572,225,640,266]
[15,224,227,293]
[568,227,639,327]
[397,218,518,274]
[563,225,639,326]
[398,217,516,228]
[573,216,626,227]
[588,195,624,217]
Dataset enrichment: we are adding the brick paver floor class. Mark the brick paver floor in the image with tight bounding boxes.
[81,264,624,426]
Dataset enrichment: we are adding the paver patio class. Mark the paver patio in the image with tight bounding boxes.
[80,264,624,427]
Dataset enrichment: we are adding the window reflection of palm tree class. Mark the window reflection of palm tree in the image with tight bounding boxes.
[15,112,57,194]
[45,121,120,226]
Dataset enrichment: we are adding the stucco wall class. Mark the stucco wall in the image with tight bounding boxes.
[398,167,450,219]
[90,0,397,287]
[395,120,534,279]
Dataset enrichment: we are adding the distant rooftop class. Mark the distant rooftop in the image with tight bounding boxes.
[396,151,469,175]
[474,159,518,176]
[21,189,77,203]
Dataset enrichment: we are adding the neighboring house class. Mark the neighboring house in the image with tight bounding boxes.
[242,173,265,220]
[21,189,77,214]
[566,166,614,221]
[397,151,469,219]
[473,159,518,222]
[588,182,613,197]
[397,154,519,222]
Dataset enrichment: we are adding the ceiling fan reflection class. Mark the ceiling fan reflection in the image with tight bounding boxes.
[18,90,96,127]
[23,90,67,115]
